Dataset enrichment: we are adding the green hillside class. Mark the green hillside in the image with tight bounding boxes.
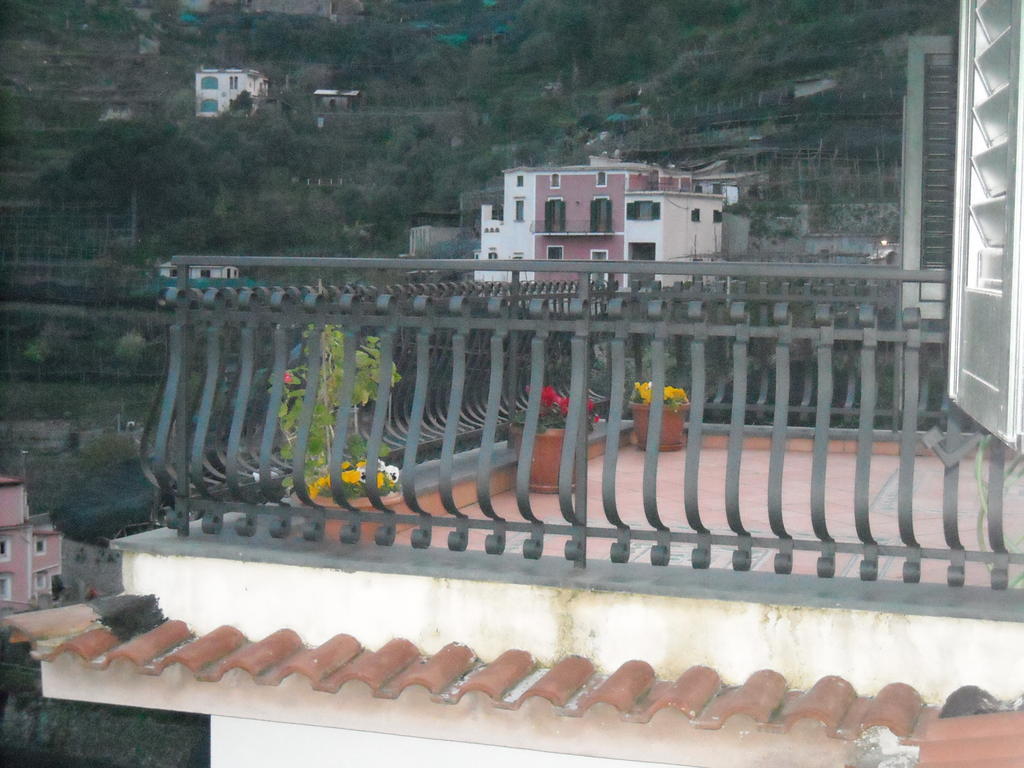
[0,0,959,258]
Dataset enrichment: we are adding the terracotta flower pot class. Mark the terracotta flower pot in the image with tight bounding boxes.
[509,425,573,494]
[316,492,411,542]
[630,402,689,451]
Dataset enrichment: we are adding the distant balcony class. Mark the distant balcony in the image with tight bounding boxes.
[144,257,1021,604]
[628,178,688,192]
[531,219,615,234]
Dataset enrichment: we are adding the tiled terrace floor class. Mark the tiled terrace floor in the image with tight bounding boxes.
[389,442,1024,588]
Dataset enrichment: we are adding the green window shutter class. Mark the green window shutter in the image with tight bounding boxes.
[556,200,566,231]
[544,200,554,231]
[652,202,661,220]
[626,202,637,219]
[590,199,600,231]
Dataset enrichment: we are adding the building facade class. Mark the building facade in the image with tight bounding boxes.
[195,68,269,117]
[0,476,61,616]
[477,158,725,281]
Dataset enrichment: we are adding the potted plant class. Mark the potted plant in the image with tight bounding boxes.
[278,325,401,503]
[510,385,596,493]
[630,381,690,451]
[307,453,401,509]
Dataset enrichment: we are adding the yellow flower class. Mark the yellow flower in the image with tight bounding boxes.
[633,381,653,404]
[309,476,330,496]
[341,469,361,485]
[376,472,385,488]
[664,386,689,405]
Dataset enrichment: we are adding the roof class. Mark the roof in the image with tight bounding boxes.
[313,89,361,97]
[8,601,1024,765]
[2,601,936,740]
[0,475,24,486]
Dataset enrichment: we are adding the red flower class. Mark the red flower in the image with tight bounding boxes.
[284,371,295,385]
[540,385,558,408]
[555,395,569,417]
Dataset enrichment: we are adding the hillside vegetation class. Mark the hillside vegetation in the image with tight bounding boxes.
[0,0,958,258]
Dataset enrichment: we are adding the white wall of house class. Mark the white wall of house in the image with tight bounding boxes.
[657,193,723,260]
[195,69,269,117]
[476,171,537,281]
[211,717,689,768]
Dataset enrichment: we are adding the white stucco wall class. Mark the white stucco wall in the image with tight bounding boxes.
[121,548,1024,703]
[211,716,688,768]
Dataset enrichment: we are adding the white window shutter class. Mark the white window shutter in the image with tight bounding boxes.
[951,0,1024,447]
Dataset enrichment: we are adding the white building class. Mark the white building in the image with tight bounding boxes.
[195,68,269,117]
[477,157,726,283]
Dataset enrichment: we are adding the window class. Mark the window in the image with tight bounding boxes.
[691,208,701,222]
[34,571,49,593]
[712,183,722,194]
[514,199,525,222]
[512,253,524,259]
[487,251,498,260]
[626,201,660,221]
[543,199,566,232]
[516,175,524,187]
[596,171,607,187]
[201,76,218,90]
[551,173,560,188]
[200,99,219,113]
[0,537,8,562]
[629,243,656,261]
[229,75,239,90]
[547,246,563,260]
[591,250,608,261]
[200,268,212,278]
[713,210,723,223]
[0,574,10,601]
[590,197,613,232]
[35,537,45,555]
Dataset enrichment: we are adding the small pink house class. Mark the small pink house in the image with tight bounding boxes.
[0,476,62,616]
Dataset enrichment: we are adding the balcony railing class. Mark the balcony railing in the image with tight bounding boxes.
[144,257,1021,592]
[531,219,615,235]
[628,178,689,192]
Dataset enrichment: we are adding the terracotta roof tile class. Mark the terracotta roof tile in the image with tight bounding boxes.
[199,629,304,682]
[1,604,100,644]
[859,682,924,737]
[386,642,476,697]
[258,633,362,687]
[45,627,120,662]
[779,675,857,734]
[922,710,1024,742]
[643,665,721,720]
[451,649,534,702]
[578,660,655,713]
[518,656,595,707]
[916,711,1024,768]
[12,605,1003,750]
[696,669,787,729]
[154,625,246,674]
[317,638,419,693]
[101,620,193,669]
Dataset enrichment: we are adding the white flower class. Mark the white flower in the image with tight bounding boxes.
[357,465,366,482]
[385,465,400,483]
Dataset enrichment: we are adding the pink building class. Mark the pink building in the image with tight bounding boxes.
[0,476,62,616]
[477,157,726,282]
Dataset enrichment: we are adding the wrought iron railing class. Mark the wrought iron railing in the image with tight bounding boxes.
[143,257,1020,590]
[531,220,616,234]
